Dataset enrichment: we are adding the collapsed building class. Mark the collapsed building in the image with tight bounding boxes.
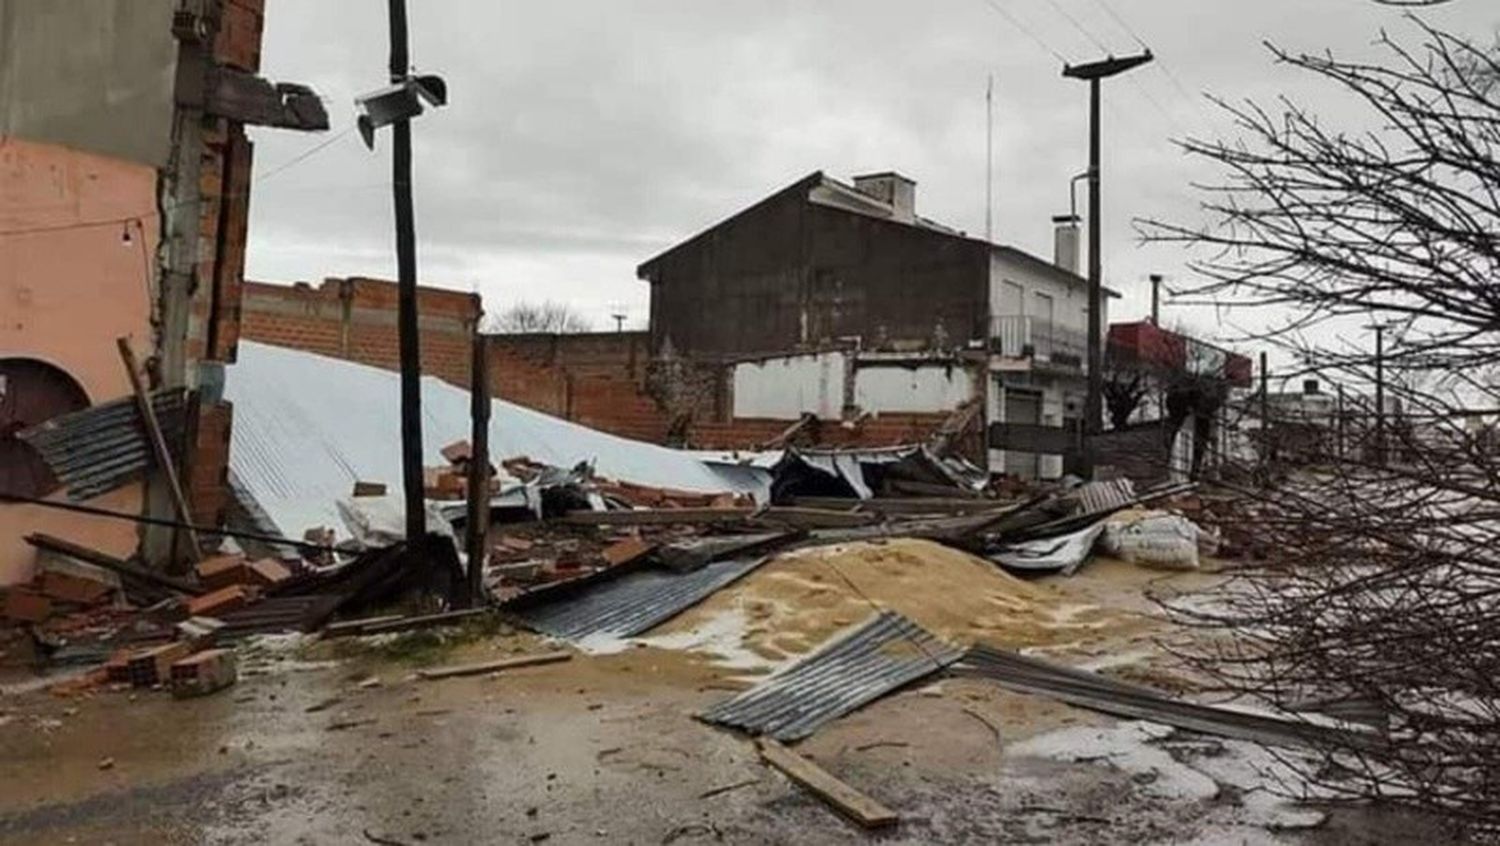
[0,0,326,583]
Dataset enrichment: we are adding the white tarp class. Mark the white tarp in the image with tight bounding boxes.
[224,342,770,539]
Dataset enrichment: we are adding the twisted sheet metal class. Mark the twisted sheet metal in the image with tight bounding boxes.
[700,611,964,741]
[954,645,1379,751]
[513,555,771,641]
[18,389,186,500]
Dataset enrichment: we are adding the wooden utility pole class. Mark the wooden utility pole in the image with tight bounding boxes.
[464,334,491,607]
[1063,51,1153,477]
[387,0,426,543]
[1259,350,1270,473]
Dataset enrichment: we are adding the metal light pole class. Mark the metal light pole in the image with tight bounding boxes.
[1063,51,1152,477]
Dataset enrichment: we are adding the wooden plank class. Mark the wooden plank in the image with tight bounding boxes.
[788,496,1013,516]
[324,608,490,638]
[561,508,755,526]
[560,507,876,529]
[117,338,203,563]
[416,650,572,680]
[25,533,203,596]
[757,738,899,829]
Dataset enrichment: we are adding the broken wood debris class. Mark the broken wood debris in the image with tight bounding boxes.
[757,738,899,829]
[416,651,572,680]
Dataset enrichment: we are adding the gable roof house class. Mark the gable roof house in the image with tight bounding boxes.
[637,170,1119,479]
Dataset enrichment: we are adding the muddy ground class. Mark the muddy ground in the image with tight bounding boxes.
[0,558,1446,845]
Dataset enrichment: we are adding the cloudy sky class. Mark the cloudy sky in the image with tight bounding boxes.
[247,0,1497,340]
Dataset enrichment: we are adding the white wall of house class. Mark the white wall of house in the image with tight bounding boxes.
[854,364,974,413]
[987,251,1102,339]
[732,351,847,419]
[988,371,1070,480]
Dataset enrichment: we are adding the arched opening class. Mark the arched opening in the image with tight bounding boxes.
[0,358,90,498]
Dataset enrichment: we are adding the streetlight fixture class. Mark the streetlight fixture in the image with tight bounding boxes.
[1062,50,1153,477]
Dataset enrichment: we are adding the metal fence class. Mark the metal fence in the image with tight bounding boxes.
[988,315,1087,364]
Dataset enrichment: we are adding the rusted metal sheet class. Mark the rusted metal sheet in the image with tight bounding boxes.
[511,555,771,642]
[17,389,186,500]
[0,359,91,497]
[700,611,963,741]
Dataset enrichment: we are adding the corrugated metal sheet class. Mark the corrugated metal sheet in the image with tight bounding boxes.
[18,389,186,500]
[512,555,771,641]
[700,611,964,741]
[954,646,1377,751]
[224,342,771,539]
[1075,478,1136,515]
[215,594,342,641]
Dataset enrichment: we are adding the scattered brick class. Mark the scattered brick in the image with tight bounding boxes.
[196,554,251,590]
[171,648,239,698]
[246,558,292,588]
[186,585,258,618]
[601,537,655,567]
[352,480,388,497]
[3,588,52,623]
[440,439,473,465]
[126,641,194,687]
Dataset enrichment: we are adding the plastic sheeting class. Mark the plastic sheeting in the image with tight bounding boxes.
[224,342,771,539]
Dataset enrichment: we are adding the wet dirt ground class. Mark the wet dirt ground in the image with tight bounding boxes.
[0,559,1448,845]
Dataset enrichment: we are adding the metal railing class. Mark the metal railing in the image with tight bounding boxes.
[987,315,1088,365]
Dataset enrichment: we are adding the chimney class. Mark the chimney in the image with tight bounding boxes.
[1149,273,1163,325]
[1304,379,1321,395]
[1052,215,1080,275]
[852,172,916,224]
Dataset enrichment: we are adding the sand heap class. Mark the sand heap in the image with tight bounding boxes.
[649,538,1120,663]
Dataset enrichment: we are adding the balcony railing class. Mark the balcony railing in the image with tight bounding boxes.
[988,315,1088,366]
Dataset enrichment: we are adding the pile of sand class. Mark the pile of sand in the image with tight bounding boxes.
[649,538,1120,663]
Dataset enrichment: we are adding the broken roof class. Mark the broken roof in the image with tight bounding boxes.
[224,342,768,538]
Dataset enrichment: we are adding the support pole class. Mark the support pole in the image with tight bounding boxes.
[1373,324,1386,467]
[1259,351,1270,474]
[388,0,426,544]
[117,338,202,566]
[1062,51,1152,478]
[465,334,491,607]
[1085,76,1103,462]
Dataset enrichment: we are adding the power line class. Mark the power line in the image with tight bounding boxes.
[1042,0,1111,54]
[977,0,1069,64]
[1090,0,1215,135]
[1091,0,1150,49]
[0,124,358,237]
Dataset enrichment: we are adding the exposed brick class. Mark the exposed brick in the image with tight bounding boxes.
[600,537,655,567]
[3,588,52,623]
[170,648,238,698]
[245,558,291,588]
[196,553,250,590]
[186,585,258,618]
[126,642,194,688]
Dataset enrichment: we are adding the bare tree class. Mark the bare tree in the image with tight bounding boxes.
[485,301,593,334]
[1142,17,1500,836]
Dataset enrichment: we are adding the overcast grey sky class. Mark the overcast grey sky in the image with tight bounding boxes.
[246,0,1498,341]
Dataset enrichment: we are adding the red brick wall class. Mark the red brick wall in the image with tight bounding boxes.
[488,333,672,443]
[687,413,955,451]
[240,277,481,387]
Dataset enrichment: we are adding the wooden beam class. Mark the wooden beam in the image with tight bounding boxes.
[560,507,876,529]
[25,533,203,596]
[117,338,202,563]
[757,738,899,829]
[416,651,572,680]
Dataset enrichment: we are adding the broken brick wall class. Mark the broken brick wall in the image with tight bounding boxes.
[488,332,700,444]
[240,277,482,388]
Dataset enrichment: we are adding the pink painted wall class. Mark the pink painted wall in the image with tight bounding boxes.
[0,137,160,585]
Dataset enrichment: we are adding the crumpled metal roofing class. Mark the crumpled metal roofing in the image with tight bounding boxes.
[18,389,186,500]
[699,610,964,741]
[510,554,771,642]
[223,342,770,539]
